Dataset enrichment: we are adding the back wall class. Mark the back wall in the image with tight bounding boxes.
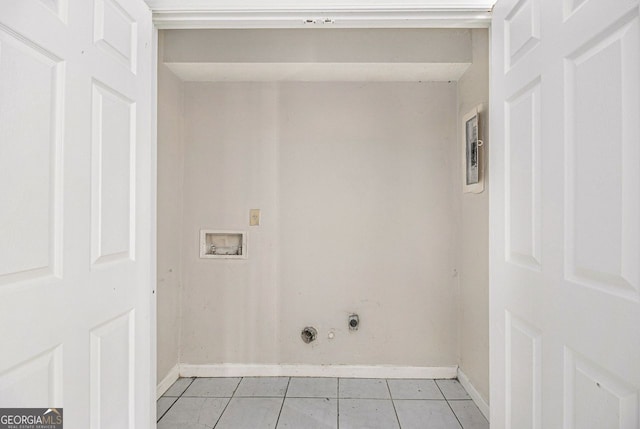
[179,82,459,367]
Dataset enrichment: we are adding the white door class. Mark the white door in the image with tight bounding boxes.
[0,0,154,427]
[491,0,640,427]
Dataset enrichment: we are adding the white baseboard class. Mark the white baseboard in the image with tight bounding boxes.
[179,363,458,379]
[157,364,180,399]
[457,368,489,421]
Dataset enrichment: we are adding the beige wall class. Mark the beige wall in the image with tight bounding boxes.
[180,83,281,364]
[156,55,184,381]
[156,29,490,399]
[178,82,460,366]
[162,28,472,64]
[456,29,490,403]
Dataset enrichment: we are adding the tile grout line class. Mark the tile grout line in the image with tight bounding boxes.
[156,396,178,423]
[157,377,197,423]
[337,378,340,429]
[338,396,407,400]
[435,380,465,429]
[336,395,450,400]
[385,379,402,429]
[233,395,340,399]
[281,395,340,399]
[212,376,243,429]
[273,377,291,429]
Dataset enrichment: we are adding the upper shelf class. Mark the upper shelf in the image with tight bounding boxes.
[161,28,476,82]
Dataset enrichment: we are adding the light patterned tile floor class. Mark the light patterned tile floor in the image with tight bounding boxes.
[157,377,489,428]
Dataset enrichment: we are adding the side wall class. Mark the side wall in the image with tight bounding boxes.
[179,82,460,367]
[156,52,185,382]
[456,28,490,403]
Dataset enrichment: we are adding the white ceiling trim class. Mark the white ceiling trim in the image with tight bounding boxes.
[151,7,492,29]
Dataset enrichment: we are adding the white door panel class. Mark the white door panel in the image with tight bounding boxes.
[0,1,153,428]
[491,0,640,428]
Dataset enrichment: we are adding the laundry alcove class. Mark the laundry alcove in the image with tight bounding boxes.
[156,26,490,417]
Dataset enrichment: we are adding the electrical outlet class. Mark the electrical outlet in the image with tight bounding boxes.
[249,209,260,226]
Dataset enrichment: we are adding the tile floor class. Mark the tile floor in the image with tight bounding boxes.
[157,377,489,428]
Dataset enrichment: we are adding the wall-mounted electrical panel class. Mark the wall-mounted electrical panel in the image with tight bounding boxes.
[199,230,247,259]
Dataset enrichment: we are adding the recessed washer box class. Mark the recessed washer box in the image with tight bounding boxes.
[199,230,247,259]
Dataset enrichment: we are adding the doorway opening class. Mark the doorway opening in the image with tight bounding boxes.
[155,27,490,425]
